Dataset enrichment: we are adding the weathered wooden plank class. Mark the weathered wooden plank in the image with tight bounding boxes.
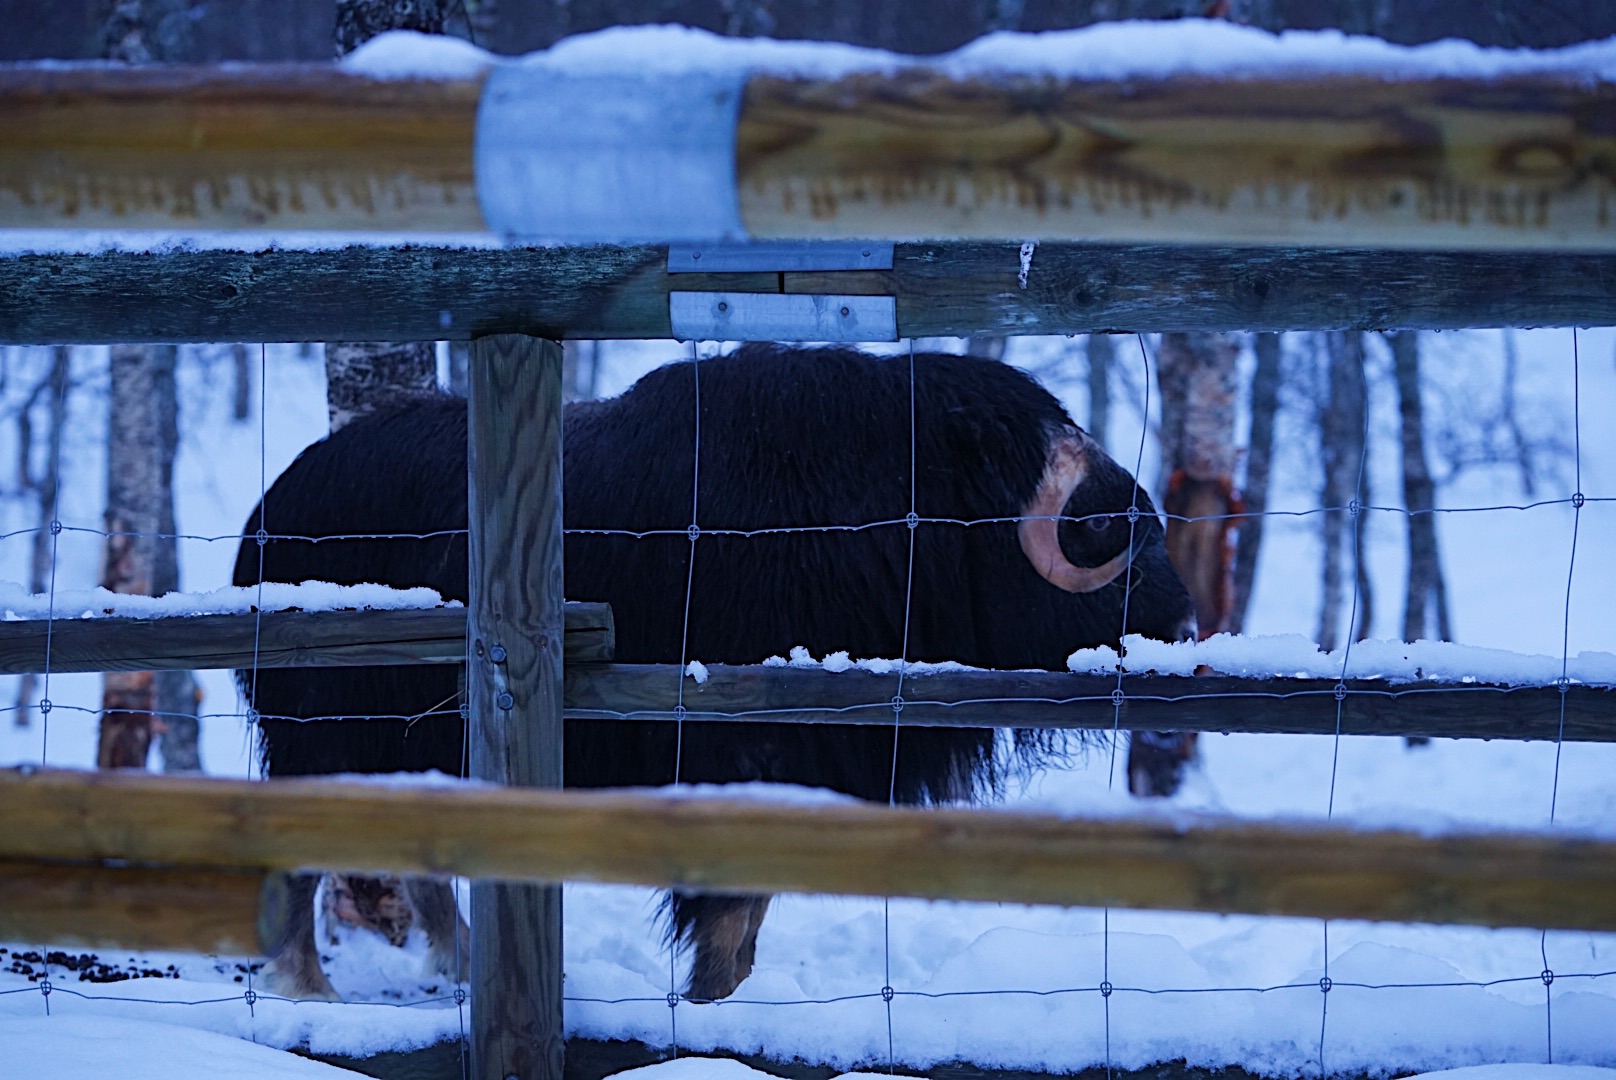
[737,73,1616,249]
[467,334,565,1080]
[0,66,484,232]
[0,609,1603,741]
[8,66,1616,249]
[0,857,268,954]
[565,664,1616,744]
[4,769,1616,933]
[5,242,1615,345]
[0,603,613,673]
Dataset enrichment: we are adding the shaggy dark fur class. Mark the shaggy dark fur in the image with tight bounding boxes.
[235,345,1195,1000]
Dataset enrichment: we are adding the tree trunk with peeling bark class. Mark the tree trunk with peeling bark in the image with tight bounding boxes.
[1127,331,1240,798]
[99,345,184,768]
[96,0,201,771]
[1156,332,1242,637]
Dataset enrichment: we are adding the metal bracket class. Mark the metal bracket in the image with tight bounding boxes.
[667,241,894,274]
[670,292,897,342]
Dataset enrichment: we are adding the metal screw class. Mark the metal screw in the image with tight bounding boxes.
[488,644,508,664]
[690,251,701,261]
[496,692,514,711]
[536,633,550,652]
[840,306,851,317]
[717,301,728,312]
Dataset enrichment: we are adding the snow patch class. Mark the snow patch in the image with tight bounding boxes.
[1068,633,1616,687]
[0,580,454,621]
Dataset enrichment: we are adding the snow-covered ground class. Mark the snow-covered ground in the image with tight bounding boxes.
[0,325,1610,1078]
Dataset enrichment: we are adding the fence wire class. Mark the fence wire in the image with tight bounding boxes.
[0,333,1610,1079]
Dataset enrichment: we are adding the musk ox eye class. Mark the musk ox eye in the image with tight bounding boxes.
[1086,516,1111,532]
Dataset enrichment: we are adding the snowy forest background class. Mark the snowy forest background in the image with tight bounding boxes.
[4,1,1616,1078]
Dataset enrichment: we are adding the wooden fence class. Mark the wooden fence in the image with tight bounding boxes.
[4,56,1615,1080]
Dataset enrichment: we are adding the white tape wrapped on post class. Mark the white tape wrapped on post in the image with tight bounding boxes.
[475,65,749,243]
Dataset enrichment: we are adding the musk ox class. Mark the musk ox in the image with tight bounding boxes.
[236,344,1195,1002]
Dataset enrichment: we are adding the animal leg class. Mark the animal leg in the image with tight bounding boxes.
[404,876,470,983]
[261,871,342,1001]
[677,892,773,1002]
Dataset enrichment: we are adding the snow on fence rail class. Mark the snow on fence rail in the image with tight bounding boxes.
[0,598,1608,741]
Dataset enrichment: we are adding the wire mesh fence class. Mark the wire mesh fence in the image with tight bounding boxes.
[0,330,1610,1078]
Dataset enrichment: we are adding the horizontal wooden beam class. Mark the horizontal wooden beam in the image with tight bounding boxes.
[0,607,1604,742]
[0,603,612,674]
[0,857,268,954]
[4,768,1615,935]
[6,241,1615,345]
[568,664,1616,744]
[5,64,1615,249]
[0,66,484,233]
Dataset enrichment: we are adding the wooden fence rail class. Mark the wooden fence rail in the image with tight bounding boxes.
[3,768,1614,957]
[1,610,1609,741]
[7,243,1616,345]
[4,64,1615,249]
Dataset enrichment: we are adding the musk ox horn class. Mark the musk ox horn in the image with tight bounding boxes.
[1018,430,1133,594]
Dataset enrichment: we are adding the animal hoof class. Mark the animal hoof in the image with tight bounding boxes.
[261,962,343,1002]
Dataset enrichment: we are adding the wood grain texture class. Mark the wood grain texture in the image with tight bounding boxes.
[567,664,1616,743]
[467,334,565,1080]
[0,65,483,231]
[0,857,266,954]
[3,768,1615,933]
[6,242,1614,346]
[0,603,613,673]
[738,73,1616,249]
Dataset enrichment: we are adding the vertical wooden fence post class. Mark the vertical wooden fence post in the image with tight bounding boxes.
[468,334,565,1080]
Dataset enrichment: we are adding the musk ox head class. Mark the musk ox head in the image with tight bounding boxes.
[1020,425,1197,648]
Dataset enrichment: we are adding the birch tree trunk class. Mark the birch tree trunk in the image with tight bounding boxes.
[1389,331,1451,643]
[1126,332,1239,798]
[1156,332,1241,636]
[1317,332,1369,652]
[96,0,201,771]
[1229,332,1282,634]
[99,345,184,768]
